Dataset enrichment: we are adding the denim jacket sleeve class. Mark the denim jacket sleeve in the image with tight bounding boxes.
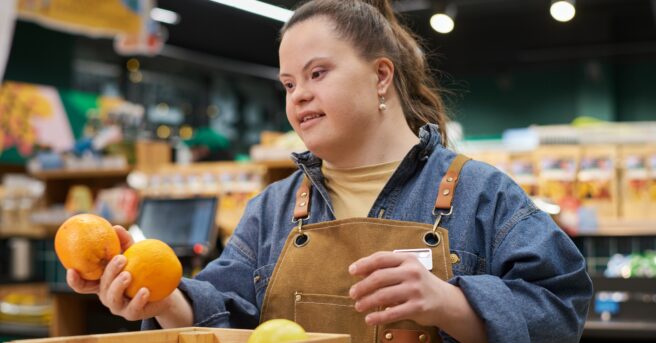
[444,163,592,343]
[141,194,265,330]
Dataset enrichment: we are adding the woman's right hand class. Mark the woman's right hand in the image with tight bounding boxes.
[65,225,173,321]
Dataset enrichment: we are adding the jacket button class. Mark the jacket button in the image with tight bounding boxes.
[446,177,454,182]
[295,294,302,302]
[301,192,308,198]
[253,275,261,283]
[384,331,393,340]
[418,333,427,342]
[442,189,450,196]
[450,253,460,264]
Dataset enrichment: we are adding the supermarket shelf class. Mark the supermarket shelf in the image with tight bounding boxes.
[0,227,50,239]
[574,220,656,237]
[0,322,49,338]
[254,159,296,169]
[30,168,132,180]
[584,320,656,339]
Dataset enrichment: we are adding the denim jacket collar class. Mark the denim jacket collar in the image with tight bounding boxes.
[289,124,443,219]
[290,123,442,169]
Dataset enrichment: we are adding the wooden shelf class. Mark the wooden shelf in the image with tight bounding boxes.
[584,320,656,339]
[0,227,50,239]
[574,220,656,237]
[30,168,132,180]
[0,322,49,338]
[254,159,296,169]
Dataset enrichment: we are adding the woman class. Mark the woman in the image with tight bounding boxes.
[67,1,592,342]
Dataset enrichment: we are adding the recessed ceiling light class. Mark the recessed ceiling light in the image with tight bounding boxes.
[550,0,576,23]
[209,0,293,22]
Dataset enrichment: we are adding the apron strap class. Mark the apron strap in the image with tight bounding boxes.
[293,176,312,221]
[434,154,471,211]
[292,153,471,220]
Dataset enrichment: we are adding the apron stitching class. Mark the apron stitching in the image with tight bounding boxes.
[261,230,295,318]
[440,232,449,279]
[296,301,354,307]
[303,220,440,232]
[300,293,352,298]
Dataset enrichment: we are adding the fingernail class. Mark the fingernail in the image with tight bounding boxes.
[354,301,361,312]
[140,288,149,298]
[114,255,125,266]
[120,271,130,281]
[349,287,355,298]
[348,264,356,274]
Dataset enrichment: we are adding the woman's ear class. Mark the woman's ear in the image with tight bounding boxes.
[375,57,395,96]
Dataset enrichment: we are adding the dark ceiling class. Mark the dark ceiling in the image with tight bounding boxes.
[155,0,656,75]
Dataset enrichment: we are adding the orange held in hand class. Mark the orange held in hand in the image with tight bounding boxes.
[54,214,121,281]
[123,239,182,302]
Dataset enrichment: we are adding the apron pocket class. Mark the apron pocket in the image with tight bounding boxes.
[293,292,374,342]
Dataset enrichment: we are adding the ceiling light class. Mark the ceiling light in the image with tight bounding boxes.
[430,13,454,34]
[209,0,293,22]
[150,7,180,25]
[430,3,457,34]
[550,0,576,22]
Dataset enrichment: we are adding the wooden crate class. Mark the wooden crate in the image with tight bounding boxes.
[9,327,351,343]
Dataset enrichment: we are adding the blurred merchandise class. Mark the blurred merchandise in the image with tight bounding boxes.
[605,252,656,279]
[462,122,656,235]
[0,174,45,234]
[250,130,306,162]
[535,146,581,233]
[0,292,51,327]
[0,81,75,158]
[184,127,233,162]
[529,121,656,145]
[95,186,139,224]
[135,140,172,172]
[64,185,94,214]
[619,145,652,220]
[577,145,618,220]
[509,152,539,196]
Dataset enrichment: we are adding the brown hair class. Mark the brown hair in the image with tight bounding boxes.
[281,0,449,146]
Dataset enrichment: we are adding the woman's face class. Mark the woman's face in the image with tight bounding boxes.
[279,16,381,160]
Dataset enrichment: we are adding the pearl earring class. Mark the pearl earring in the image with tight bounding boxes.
[378,95,387,111]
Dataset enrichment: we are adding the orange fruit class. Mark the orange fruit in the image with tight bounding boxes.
[54,214,121,280]
[247,319,308,343]
[123,239,182,302]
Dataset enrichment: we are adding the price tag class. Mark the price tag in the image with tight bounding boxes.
[393,248,433,271]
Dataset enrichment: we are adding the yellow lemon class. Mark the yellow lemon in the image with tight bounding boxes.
[247,319,308,343]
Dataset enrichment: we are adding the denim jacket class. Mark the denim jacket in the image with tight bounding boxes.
[143,124,592,342]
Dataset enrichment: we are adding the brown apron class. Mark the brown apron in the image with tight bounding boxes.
[260,155,470,343]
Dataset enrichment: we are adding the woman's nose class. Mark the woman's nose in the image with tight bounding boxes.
[291,84,313,105]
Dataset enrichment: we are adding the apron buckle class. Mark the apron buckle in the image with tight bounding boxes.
[431,206,453,232]
[423,207,452,247]
[292,218,310,247]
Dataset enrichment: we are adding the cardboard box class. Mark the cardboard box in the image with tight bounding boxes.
[647,145,656,220]
[577,145,619,220]
[509,152,539,197]
[10,327,350,343]
[536,145,580,204]
[619,145,651,220]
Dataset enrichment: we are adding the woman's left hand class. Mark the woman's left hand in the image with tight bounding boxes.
[348,251,448,327]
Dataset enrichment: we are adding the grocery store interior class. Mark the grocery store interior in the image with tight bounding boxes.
[1,0,655,342]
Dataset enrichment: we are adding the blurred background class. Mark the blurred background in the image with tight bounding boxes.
[0,0,655,341]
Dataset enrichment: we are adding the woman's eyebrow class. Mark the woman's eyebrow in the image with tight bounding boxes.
[279,57,330,78]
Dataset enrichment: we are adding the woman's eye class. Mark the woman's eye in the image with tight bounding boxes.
[311,70,325,79]
[283,82,294,90]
